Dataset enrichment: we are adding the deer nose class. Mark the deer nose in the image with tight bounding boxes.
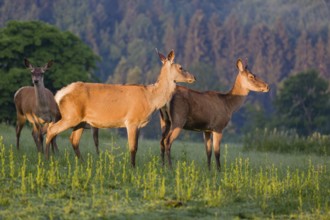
[188,76,196,83]
[264,85,270,92]
[33,80,39,84]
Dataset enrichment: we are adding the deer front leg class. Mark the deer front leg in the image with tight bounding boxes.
[15,115,25,150]
[92,127,99,155]
[212,132,223,172]
[203,132,212,170]
[126,125,139,167]
[42,124,59,154]
[164,127,182,168]
[32,124,43,153]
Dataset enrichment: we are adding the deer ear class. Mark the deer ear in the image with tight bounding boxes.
[236,59,244,72]
[24,58,33,69]
[44,60,53,70]
[167,50,175,63]
[157,51,167,64]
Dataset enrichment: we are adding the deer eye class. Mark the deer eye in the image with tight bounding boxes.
[179,66,183,70]
[248,74,255,79]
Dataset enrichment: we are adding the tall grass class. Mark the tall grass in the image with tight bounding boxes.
[243,128,330,155]
[0,124,329,219]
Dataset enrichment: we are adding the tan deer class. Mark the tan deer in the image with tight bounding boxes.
[14,59,60,153]
[160,59,269,171]
[45,50,196,166]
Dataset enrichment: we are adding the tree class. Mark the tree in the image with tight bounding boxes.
[0,20,100,124]
[274,70,330,136]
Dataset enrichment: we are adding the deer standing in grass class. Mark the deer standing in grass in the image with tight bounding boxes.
[14,59,60,153]
[45,50,196,166]
[160,59,269,171]
[14,59,100,154]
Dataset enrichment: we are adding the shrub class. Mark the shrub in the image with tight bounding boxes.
[243,128,330,155]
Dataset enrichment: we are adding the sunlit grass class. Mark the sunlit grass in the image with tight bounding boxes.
[0,123,329,219]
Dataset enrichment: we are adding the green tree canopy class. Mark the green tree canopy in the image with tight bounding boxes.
[0,20,100,124]
[274,70,330,136]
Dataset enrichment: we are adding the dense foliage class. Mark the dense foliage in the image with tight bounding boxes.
[0,0,329,136]
[274,70,330,135]
[0,21,100,124]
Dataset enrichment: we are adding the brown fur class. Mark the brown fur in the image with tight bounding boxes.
[45,50,196,166]
[159,59,269,171]
[14,59,60,152]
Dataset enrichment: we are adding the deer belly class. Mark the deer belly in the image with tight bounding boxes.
[183,120,212,131]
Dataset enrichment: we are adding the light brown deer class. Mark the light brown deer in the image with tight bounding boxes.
[159,59,269,171]
[45,50,196,166]
[14,59,60,153]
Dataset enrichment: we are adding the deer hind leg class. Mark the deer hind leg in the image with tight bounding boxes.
[159,110,171,166]
[164,127,182,168]
[15,113,26,150]
[70,127,84,160]
[212,132,223,172]
[203,132,212,170]
[92,127,99,155]
[46,119,80,159]
[126,125,140,168]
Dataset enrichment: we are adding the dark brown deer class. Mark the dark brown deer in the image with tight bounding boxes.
[160,59,269,171]
[45,50,196,166]
[14,59,60,153]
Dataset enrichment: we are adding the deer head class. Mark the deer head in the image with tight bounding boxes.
[24,59,53,86]
[157,49,196,84]
[236,59,269,93]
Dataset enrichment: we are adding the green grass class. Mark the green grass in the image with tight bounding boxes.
[0,123,329,219]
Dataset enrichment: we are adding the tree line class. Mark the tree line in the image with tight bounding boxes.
[0,0,329,138]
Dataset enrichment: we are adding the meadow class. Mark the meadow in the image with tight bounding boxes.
[0,123,329,219]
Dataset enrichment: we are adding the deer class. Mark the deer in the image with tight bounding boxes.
[14,59,100,154]
[159,59,269,171]
[14,59,60,153]
[44,50,196,167]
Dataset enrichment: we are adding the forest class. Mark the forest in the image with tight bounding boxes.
[0,0,330,138]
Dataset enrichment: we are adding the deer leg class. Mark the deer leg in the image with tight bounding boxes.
[70,127,84,160]
[126,125,139,168]
[203,131,212,170]
[50,136,59,154]
[159,111,171,166]
[92,127,99,155]
[15,114,26,150]
[165,127,182,168]
[32,124,43,153]
[38,126,44,153]
[46,119,79,159]
[42,124,59,154]
[212,132,223,172]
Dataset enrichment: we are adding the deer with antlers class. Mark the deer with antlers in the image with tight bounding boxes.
[159,59,269,171]
[45,50,196,166]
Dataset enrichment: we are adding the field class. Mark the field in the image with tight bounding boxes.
[0,124,329,219]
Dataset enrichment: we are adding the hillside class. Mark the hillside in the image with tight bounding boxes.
[1,0,329,137]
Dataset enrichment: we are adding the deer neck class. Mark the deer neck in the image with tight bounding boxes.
[148,66,176,110]
[225,77,249,113]
[34,82,50,116]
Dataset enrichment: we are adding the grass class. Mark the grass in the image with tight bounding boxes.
[0,123,329,219]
